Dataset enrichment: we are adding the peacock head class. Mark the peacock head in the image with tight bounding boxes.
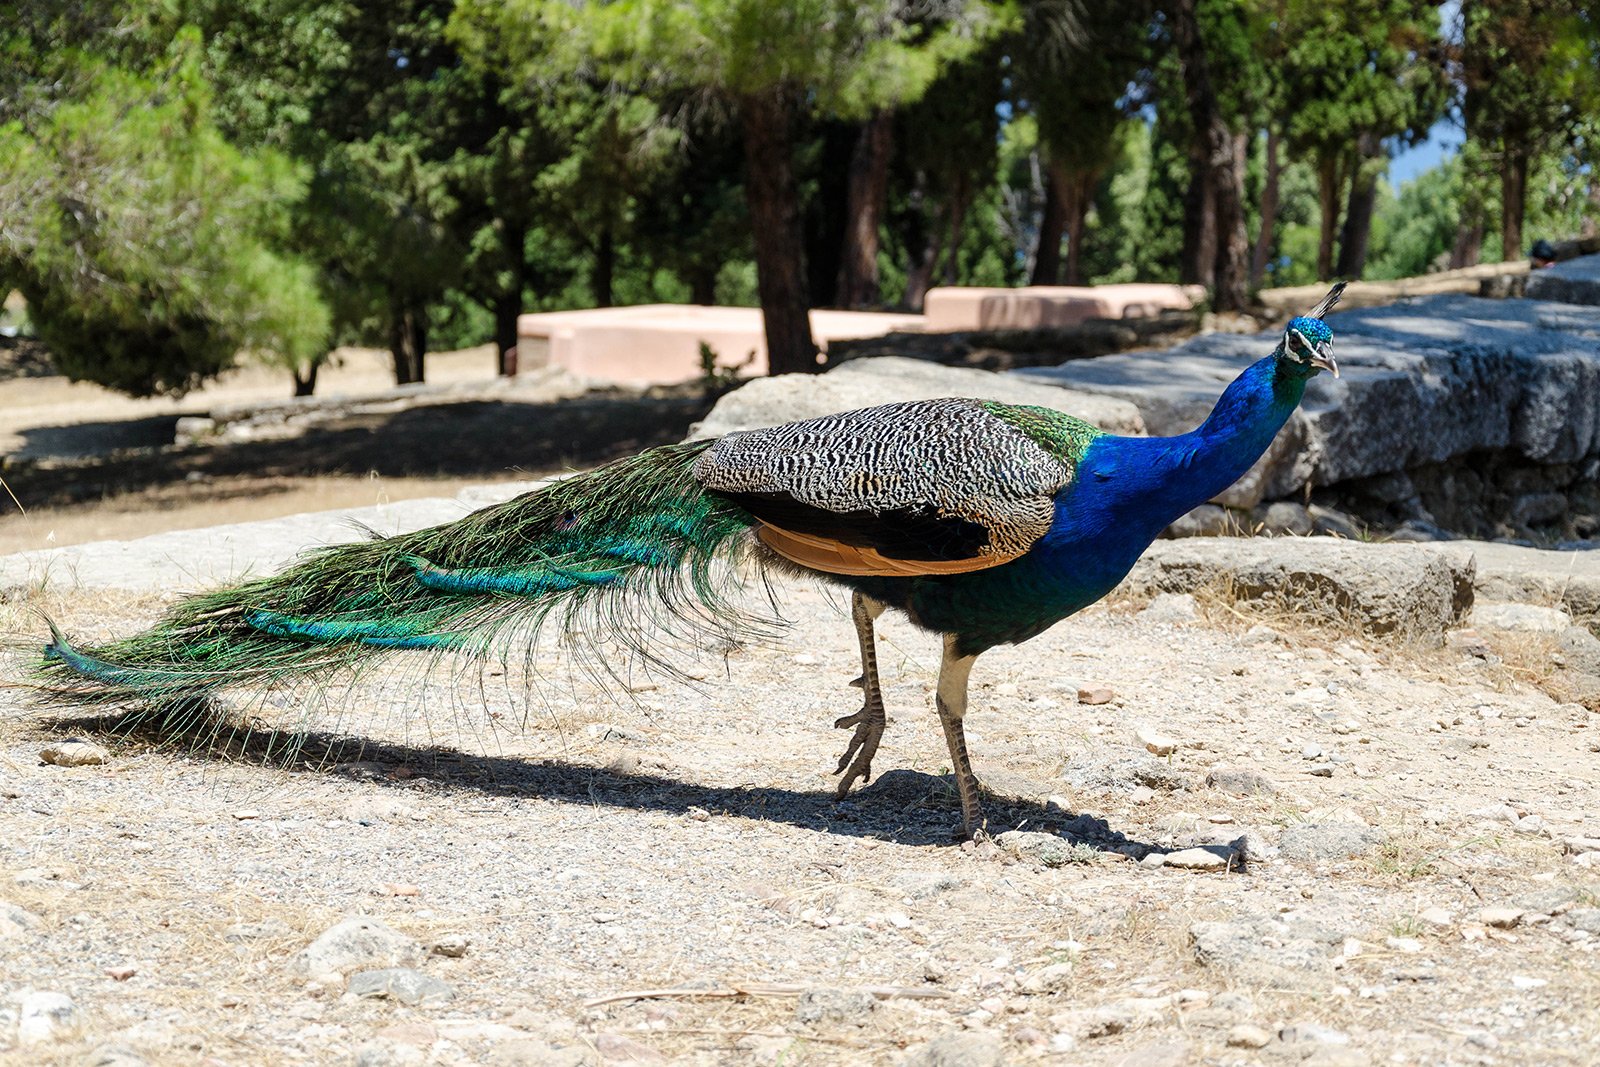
[1277,282,1345,378]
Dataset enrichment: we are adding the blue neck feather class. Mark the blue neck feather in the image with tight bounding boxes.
[1049,354,1308,554]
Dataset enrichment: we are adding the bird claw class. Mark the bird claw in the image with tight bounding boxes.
[832,703,885,798]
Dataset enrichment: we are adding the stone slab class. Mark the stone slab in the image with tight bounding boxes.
[1526,253,1600,307]
[1421,539,1600,620]
[924,283,1199,331]
[1123,536,1476,642]
[1016,294,1600,506]
[686,355,1146,440]
[516,304,925,385]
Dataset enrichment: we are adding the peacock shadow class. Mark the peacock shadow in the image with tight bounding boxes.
[36,701,1159,853]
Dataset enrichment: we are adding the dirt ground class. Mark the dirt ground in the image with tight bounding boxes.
[2,575,1598,1066]
[0,349,714,556]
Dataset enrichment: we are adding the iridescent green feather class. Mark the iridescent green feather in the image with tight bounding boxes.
[980,401,1104,465]
[35,441,769,708]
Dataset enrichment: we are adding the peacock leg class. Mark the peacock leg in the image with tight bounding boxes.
[833,592,887,797]
[934,636,984,839]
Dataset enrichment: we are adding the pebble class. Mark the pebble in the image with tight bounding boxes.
[0,900,43,938]
[1137,727,1181,757]
[1478,907,1524,929]
[1510,975,1548,990]
[1079,686,1114,706]
[38,739,110,767]
[1162,847,1233,871]
[104,965,137,981]
[1385,937,1423,954]
[292,917,424,976]
[347,967,455,1006]
[1419,907,1454,927]
[793,987,878,1027]
[1206,767,1276,795]
[901,1030,1004,1067]
[1227,1024,1273,1049]
[1308,766,1335,777]
[1280,1021,1350,1046]
[429,933,469,957]
[17,990,80,1045]
[1130,785,1156,804]
[593,1032,667,1063]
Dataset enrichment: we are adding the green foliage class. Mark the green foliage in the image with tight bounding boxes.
[0,35,329,396]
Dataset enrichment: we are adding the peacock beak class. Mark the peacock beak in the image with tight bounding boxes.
[1310,342,1338,378]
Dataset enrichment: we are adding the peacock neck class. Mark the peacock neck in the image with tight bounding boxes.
[1172,353,1308,508]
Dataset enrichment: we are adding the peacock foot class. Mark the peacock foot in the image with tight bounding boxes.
[832,701,886,799]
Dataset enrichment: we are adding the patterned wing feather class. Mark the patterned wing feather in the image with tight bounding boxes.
[693,398,1087,576]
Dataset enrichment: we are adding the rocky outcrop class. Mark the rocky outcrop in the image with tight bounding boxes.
[688,355,1145,440]
[1015,294,1600,527]
[1124,537,1476,642]
[1526,252,1600,307]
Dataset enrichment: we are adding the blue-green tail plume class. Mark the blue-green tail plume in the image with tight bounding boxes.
[34,441,769,708]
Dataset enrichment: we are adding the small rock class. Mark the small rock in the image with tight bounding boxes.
[1280,1021,1350,1046]
[0,900,43,939]
[231,809,262,821]
[38,739,109,767]
[292,916,424,976]
[1227,1024,1272,1049]
[899,1030,1005,1067]
[429,933,469,958]
[1078,686,1114,706]
[17,991,79,1046]
[1206,767,1276,795]
[794,987,878,1027]
[223,919,293,942]
[1478,907,1524,929]
[1471,602,1572,633]
[83,1045,150,1067]
[355,1039,426,1067]
[593,1032,667,1063]
[104,965,136,981]
[1231,831,1277,863]
[995,830,1093,869]
[1137,727,1181,757]
[1510,975,1548,990]
[1163,846,1234,871]
[1563,836,1600,856]
[1418,908,1453,927]
[1308,766,1335,778]
[347,967,455,1006]
[1279,823,1386,862]
[1139,593,1199,624]
[1384,937,1423,954]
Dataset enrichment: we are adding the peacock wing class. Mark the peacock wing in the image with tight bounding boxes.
[691,398,1098,577]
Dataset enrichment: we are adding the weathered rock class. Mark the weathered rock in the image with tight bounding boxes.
[291,917,424,976]
[793,988,878,1027]
[1165,504,1236,538]
[38,739,110,767]
[1278,823,1387,862]
[346,967,454,1006]
[1471,601,1573,633]
[899,1030,1005,1067]
[1125,537,1475,641]
[1227,1024,1273,1049]
[1526,252,1600,307]
[1254,501,1313,536]
[1559,627,1600,675]
[1449,540,1600,619]
[1205,767,1277,796]
[1190,916,1345,987]
[690,356,1145,441]
[1138,593,1198,624]
[1018,294,1600,504]
[996,831,1093,868]
[1163,846,1234,871]
[16,991,79,1046]
[0,900,42,938]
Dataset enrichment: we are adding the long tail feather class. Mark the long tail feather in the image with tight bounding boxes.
[32,441,771,709]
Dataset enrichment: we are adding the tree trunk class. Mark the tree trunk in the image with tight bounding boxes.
[1501,142,1529,261]
[1031,162,1066,285]
[494,291,520,377]
[1173,0,1246,309]
[390,306,426,386]
[1336,134,1382,280]
[741,90,818,375]
[689,268,718,306]
[1315,153,1342,280]
[1179,145,1216,288]
[593,221,615,308]
[292,362,318,397]
[1059,168,1094,287]
[835,109,894,308]
[1250,126,1280,288]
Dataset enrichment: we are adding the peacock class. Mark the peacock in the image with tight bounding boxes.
[34,284,1344,839]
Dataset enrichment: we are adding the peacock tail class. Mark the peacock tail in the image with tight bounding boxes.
[34,440,774,709]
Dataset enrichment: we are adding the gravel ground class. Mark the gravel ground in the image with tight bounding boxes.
[2,579,1599,1066]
